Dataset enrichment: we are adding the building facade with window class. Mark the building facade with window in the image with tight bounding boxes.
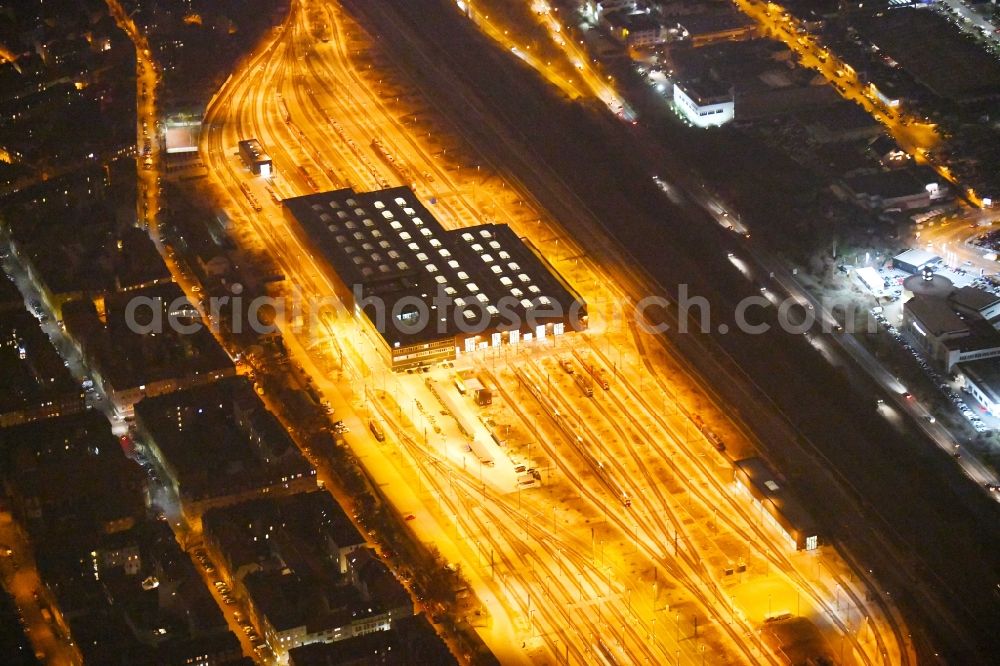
[282,187,587,370]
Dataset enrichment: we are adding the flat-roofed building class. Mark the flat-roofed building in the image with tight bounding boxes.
[603,9,669,49]
[282,186,586,370]
[677,11,757,48]
[904,293,1000,371]
[239,138,273,177]
[673,78,734,127]
[957,358,1000,418]
[892,248,940,275]
[950,286,1000,326]
[734,457,819,551]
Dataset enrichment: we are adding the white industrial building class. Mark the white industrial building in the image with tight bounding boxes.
[673,80,734,127]
[853,266,885,296]
[957,359,1000,419]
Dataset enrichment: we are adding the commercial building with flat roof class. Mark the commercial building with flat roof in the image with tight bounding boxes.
[904,292,1000,371]
[283,187,586,370]
[239,138,273,177]
[841,168,945,211]
[603,9,669,49]
[677,11,757,48]
[957,358,1000,418]
[892,248,939,274]
[734,457,819,551]
[950,286,1000,325]
[673,78,735,127]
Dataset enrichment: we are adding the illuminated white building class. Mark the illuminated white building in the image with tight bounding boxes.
[673,80,734,127]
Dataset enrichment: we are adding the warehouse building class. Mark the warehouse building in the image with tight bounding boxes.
[892,248,939,275]
[283,187,587,370]
[734,457,820,551]
[238,138,273,177]
[673,78,735,127]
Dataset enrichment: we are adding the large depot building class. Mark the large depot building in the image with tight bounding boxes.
[283,187,586,370]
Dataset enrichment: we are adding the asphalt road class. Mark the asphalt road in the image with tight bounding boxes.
[342,0,1000,662]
